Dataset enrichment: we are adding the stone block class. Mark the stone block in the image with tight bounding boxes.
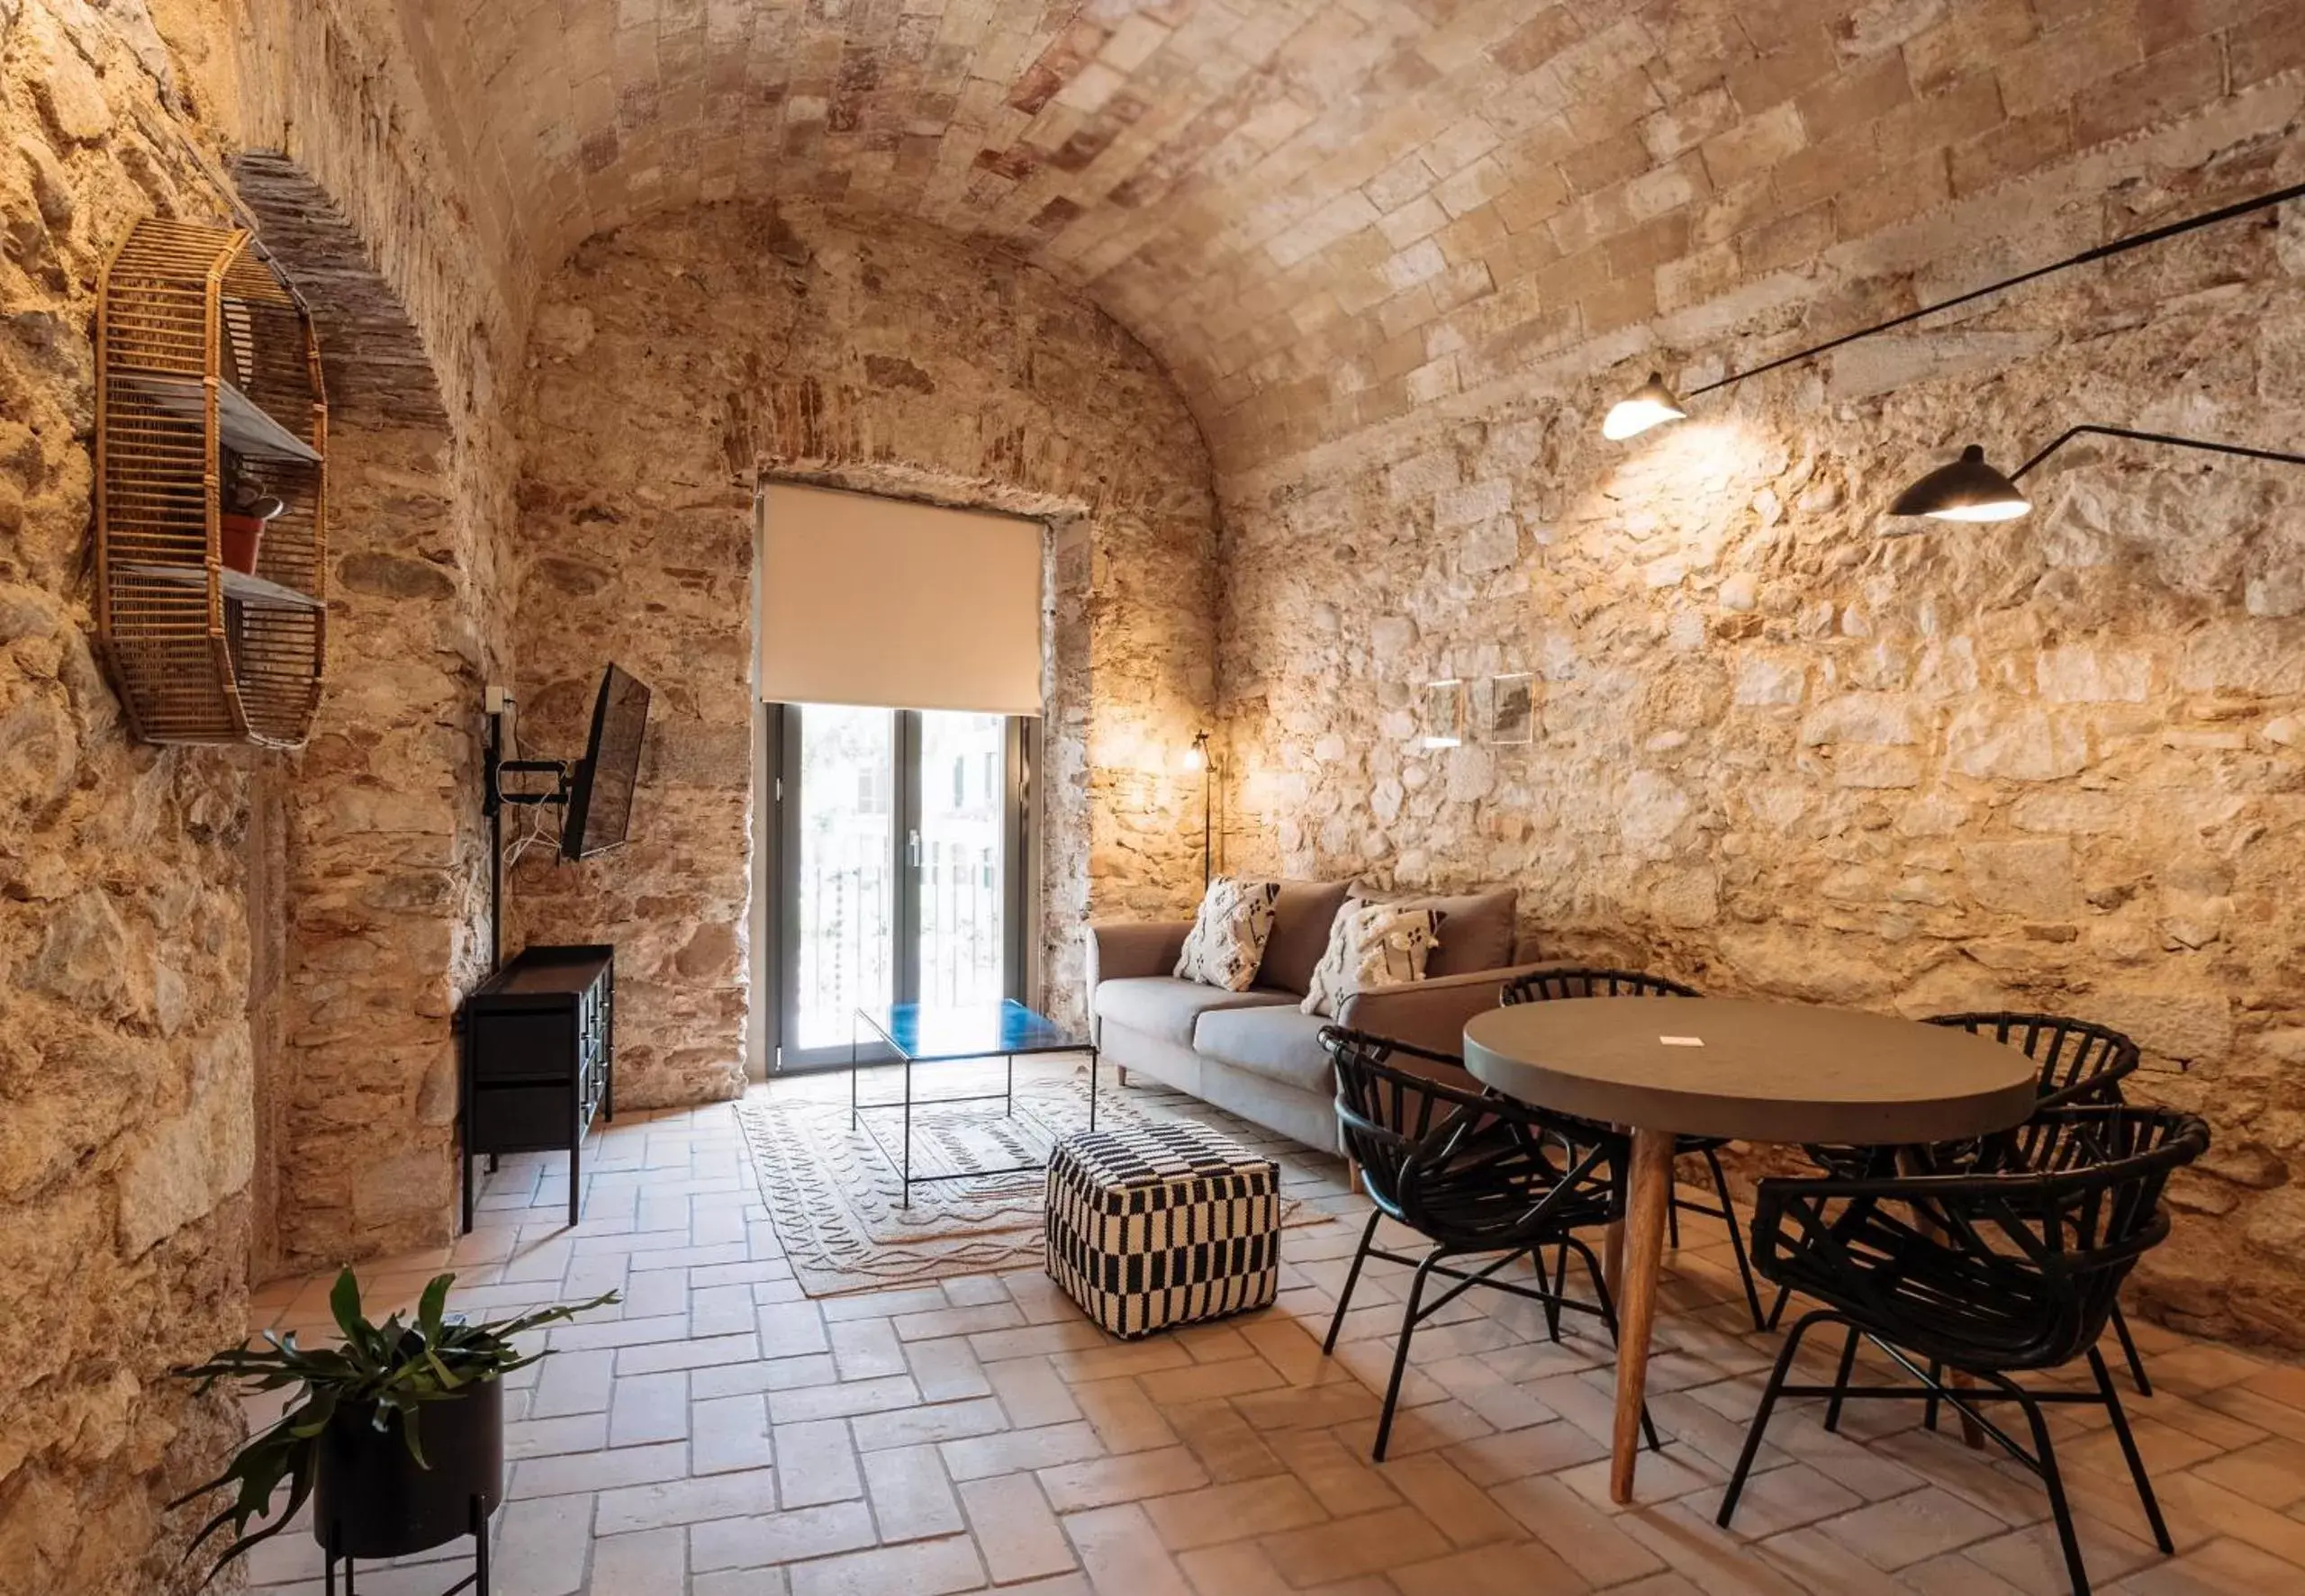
[119,1079,253,1258]
[1961,838,2079,917]
[2036,645,2150,702]
[1798,692,1921,745]
[1945,704,2090,781]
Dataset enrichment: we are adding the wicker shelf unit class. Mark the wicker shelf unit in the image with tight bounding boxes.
[96,217,329,747]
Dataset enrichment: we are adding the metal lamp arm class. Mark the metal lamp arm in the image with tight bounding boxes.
[1682,177,2305,403]
[2009,424,2305,482]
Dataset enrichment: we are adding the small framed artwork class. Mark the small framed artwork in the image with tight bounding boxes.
[1421,679,1464,749]
[1486,672,1534,745]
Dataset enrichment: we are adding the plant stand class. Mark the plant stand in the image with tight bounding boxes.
[325,1495,490,1595]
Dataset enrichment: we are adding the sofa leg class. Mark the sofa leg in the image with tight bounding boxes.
[1115,1067,1130,1089]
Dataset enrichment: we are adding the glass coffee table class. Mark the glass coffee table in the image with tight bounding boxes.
[850,1000,1098,1205]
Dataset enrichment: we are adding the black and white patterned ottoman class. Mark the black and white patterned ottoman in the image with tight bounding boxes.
[1044,1122,1280,1339]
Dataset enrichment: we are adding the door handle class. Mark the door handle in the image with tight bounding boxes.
[908,829,921,868]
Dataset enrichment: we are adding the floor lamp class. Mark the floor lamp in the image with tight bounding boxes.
[1187,729,1213,887]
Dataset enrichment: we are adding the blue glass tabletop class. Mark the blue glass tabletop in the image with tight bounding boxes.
[855,1000,1089,1062]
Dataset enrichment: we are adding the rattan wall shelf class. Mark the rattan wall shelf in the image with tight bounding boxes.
[96,217,328,747]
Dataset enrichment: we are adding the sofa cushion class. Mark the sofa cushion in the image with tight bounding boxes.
[1175,877,1281,991]
[1255,879,1351,995]
[1094,977,1293,1050]
[1193,1004,1336,1096]
[1387,887,1517,977]
[1301,901,1444,1018]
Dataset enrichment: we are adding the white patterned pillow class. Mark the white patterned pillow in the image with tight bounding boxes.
[1174,878,1282,991]
[1301,901,1445,1018]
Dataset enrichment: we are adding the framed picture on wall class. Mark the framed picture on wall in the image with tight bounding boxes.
[1421,679,1463,749]
[1486,672,1534,744]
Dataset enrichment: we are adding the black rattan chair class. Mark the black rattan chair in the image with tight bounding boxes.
[1780,1012,2157,1393]
[1720,1105,2210,1596]
[1499,968,1767,1330]
[1319,1025,1659,1461]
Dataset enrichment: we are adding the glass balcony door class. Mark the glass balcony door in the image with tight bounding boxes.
[773,704,1025,1070]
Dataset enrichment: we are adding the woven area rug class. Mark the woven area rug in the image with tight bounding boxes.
[739,1066,1316,1297]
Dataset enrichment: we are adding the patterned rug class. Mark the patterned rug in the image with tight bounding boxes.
[738,1066,1317,1296]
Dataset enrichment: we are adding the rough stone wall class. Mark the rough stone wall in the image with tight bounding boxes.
[1218,99,2305,1347]
[509,202,1216,1102]
[1,0,528,1582]
[0,4,256,1591]
[230,7,526,1273]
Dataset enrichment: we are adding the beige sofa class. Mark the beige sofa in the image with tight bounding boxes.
[1085,883,1549,1153]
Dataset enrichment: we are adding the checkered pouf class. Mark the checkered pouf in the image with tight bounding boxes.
[1044,1122,1280,1339]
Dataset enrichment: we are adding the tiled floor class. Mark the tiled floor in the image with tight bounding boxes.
[244,1059,2305,1595]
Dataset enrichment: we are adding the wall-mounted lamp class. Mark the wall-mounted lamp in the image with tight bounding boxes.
[1601,373,1686,440]
[1600,179,2305,441]
[1886,427,2305,529]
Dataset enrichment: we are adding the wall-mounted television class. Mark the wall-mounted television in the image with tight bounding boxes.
[561,664,651,861]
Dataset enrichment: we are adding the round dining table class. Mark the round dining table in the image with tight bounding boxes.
[1463,996,2039,1503]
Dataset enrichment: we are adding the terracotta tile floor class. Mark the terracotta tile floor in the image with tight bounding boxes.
[243,1059,2305,1595]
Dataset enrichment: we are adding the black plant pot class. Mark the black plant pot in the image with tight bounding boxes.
[312,1378,503,1560]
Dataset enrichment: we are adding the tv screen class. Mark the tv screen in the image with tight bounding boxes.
[562,664,651,861]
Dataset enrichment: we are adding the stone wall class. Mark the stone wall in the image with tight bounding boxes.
[508,202,1217,1102]
[1217,100,2305,1347]
[0,4,255,1591]
[230,6,526,1273]
[0,0,524,1582]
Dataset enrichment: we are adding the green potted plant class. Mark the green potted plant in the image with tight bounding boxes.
[171,1267,617,1584]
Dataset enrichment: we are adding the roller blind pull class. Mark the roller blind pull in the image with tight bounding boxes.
[756,483,1045,716]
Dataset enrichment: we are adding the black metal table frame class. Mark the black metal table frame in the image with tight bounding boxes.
[848,1009,1098,1206]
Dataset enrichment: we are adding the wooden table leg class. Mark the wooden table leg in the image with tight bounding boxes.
[1610,1126,1675,1504]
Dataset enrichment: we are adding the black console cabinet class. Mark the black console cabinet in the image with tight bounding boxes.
[461,944,614,1231]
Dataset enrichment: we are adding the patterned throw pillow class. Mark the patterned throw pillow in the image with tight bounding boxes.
[1300,901,1445,1018]
[1174,878,1283,991]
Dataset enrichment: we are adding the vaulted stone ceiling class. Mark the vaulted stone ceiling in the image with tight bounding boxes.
[407,0,2301,470]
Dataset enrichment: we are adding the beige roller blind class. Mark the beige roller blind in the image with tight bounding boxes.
[757,483,1044,715]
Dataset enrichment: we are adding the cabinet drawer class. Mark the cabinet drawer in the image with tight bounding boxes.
[471,1011,575,1082]
[471,1086,570,1151]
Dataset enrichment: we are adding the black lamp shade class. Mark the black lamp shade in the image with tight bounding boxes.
[1889,444,2031,521]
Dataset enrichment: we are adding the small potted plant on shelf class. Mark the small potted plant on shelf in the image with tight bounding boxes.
[170,1267,618,1584]
[219,490,285,575]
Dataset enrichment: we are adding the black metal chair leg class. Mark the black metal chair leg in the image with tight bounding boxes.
[1765,1283,1792,1331]
[1323,1209,1382,1357]
[1822,1326,1861,1433]
[2089,1347,2173,1553]
[1373,1252,1441,1461]
[1721,1310,1826,1527]
[1924,1358,1943,1431]
[1667,1188,1681,1248]
[1704,1148,1767,1331]
[2009,1381,2093,1596]
[2108,1302,2152,1396]
[1542,1241,1565,1342]
[473,1492,492,1596]
[1574,1238,1662,1452]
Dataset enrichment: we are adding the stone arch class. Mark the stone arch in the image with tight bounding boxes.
[504,202,1217,1103]
[230,151,472,1276]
